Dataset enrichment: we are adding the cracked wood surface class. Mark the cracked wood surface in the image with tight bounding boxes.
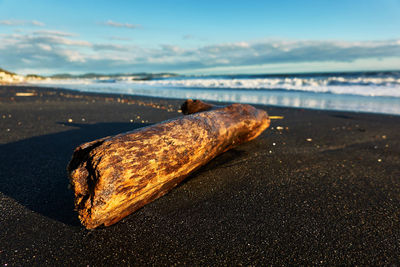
[68,100,270,229]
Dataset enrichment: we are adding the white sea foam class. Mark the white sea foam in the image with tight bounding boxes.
[33,76,400,97]
[137,76,400,97]
[28,75,400,115]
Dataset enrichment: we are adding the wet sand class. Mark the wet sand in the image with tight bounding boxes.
[1,85,400,265]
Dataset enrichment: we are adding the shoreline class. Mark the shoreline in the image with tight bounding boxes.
[3,84,400,118]
[1,85,400,265]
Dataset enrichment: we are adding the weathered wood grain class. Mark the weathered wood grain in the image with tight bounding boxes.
[68,100,270,229]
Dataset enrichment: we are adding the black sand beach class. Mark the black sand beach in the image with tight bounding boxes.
[1,85,400,265]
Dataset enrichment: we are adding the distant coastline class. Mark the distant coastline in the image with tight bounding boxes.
[0,67,48,84]
[2,65,400,84]
[0,67,179,84]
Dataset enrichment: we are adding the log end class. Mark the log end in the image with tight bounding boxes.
[67,138,108,229]
[181,99,215,115]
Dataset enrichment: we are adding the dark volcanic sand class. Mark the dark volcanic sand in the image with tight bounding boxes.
[0,85,400,265]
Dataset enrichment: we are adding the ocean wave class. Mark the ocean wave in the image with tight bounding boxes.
[126,77,400,97]
[34,75,400,97]
[27,75,400,115]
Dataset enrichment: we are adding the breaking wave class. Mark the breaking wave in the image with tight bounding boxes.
[130,76,400,97]
[28,71,400,115]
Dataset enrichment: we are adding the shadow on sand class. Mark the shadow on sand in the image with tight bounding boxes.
[0,121,245,226]
[0,122,151,226]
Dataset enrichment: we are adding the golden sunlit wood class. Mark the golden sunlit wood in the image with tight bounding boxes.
[68,100,270,229]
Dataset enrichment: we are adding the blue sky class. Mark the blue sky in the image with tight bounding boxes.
[0,0,399,75]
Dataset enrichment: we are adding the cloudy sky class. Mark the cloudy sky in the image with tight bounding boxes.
[0,0,399,75]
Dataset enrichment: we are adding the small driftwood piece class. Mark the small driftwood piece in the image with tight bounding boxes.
[68,100,270,229]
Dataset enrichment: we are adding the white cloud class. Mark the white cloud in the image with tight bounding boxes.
[108,36,132,41]
[61,50,87,62]
[0,20,45,26]
[31,20,45,27]
[93,44,126,51]
[160,45,185,55]
[37,43,52,51]
[0,30,399,74]
[33,30,75,37]
[103,20,140,29]
[0,20,21,26]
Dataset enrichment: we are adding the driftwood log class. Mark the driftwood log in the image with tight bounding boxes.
[68,100,270,229]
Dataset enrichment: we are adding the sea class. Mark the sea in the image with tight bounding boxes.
[29,71,400,116]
